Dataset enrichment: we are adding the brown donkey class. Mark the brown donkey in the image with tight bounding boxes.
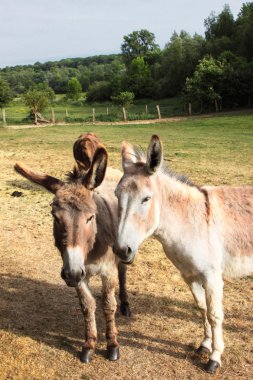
[113,135,253,374]
[14,140,131,363]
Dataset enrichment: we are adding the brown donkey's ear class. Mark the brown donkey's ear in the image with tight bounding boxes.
[14,162,64,194]
[146,135,163,174]
[83,147,108,190]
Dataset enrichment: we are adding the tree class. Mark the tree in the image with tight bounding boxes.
[204,5,235,40]
[204,5,235,57]
[111,91,134,121]
[121,29,160,66]
[67,77,82,100]
[0,78,12,108]
[184,56,224,113]
[24,88,51,124]
[218,51,253,107]
[234,2,253,59]
[159,31,204,97]
[36,83,55,102]
[123,56,154,98]
[86,81,112,102]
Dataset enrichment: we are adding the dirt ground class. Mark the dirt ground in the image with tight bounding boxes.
[0,122,252,380]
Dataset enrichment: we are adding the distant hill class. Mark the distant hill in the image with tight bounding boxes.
[0,54,123,94]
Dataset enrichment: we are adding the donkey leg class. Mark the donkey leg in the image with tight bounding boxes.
[188,281,212,357]
[204,275,224,374]
[102,271,120,361]
[76,281,97,363]
[118,262,131,317]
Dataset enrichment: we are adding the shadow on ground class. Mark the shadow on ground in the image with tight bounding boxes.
[1,273,248,366]
[0,273,199,360]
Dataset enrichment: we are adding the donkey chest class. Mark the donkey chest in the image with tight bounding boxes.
[86,260,115,277]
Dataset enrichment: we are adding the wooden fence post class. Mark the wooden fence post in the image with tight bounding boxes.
[188,103,192,116]
[122,107,127,121]
[65,109,69,117]
[92,108,95,123]
[106,107,109,115]
[51,108,55,123]
[2,108,6,127]
[156,105,161,119]
[145,105,148,114]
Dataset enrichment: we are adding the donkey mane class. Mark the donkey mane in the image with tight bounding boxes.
[65,166,84,183]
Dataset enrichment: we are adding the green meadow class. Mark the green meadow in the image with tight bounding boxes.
[1,113,252,186]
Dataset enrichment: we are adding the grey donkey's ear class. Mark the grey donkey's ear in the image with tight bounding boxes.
[146,135,163,174]
[14,162,64,193]
[83,147,108,190]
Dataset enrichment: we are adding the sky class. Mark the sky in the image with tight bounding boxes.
[0,0,247,68]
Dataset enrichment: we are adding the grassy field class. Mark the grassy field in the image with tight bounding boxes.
[0,97,184,126]
[0,114,252,380]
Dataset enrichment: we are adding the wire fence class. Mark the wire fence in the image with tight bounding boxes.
[0,103,187,127]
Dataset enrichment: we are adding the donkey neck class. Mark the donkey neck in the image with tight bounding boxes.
[154,171,208,245]
[86,191,118,264]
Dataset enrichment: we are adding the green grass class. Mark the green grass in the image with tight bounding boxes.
[1,114,252,186]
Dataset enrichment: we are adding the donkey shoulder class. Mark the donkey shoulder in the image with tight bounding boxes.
[203,185,253,269]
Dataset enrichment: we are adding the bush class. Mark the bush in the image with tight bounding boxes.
[87,81,112,102]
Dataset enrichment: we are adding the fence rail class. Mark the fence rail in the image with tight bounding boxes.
[0,103,187,127]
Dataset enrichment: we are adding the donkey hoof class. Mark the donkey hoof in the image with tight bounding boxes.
[107,346,120,361]
[120,303,131,317]
[205,359,220,374]
[80,348,94,363]
[196,345,210,359]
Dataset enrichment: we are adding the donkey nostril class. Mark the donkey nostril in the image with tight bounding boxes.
[127,246,132,255]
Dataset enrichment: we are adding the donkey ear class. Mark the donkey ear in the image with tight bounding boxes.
[14,162,64,193]
[84,147,108,190]
[146,135,163,174]
[121,141,144,171]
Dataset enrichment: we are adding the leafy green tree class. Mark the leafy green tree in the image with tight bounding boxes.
[218,51,253,107]
[234,2,253,59]
[111,91,134,107]
[24,88,50,124]
[36,83,55,102]
[67,77,82,100]
[121,29,160,66]
[204,5,235,56]
[0,78,13,107]
[123,57,154,98]
[205,5,235,40]
[111,91,134,121]
[184,56,224,112]
[86,81,112,102]
[159,31,204,97]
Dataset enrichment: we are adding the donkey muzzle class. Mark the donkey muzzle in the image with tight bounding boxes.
[61,267,86,287]
[113,243,136,264]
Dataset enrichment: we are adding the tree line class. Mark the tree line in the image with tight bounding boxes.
[1,2,253,113]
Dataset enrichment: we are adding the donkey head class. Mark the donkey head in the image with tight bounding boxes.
[113,135,163,264]
[15,147,108,287]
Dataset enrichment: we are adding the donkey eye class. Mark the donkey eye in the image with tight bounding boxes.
[87,215,95,223]
[141,196,151,204]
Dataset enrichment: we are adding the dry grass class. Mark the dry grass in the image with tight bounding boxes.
[0,116,253,380]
